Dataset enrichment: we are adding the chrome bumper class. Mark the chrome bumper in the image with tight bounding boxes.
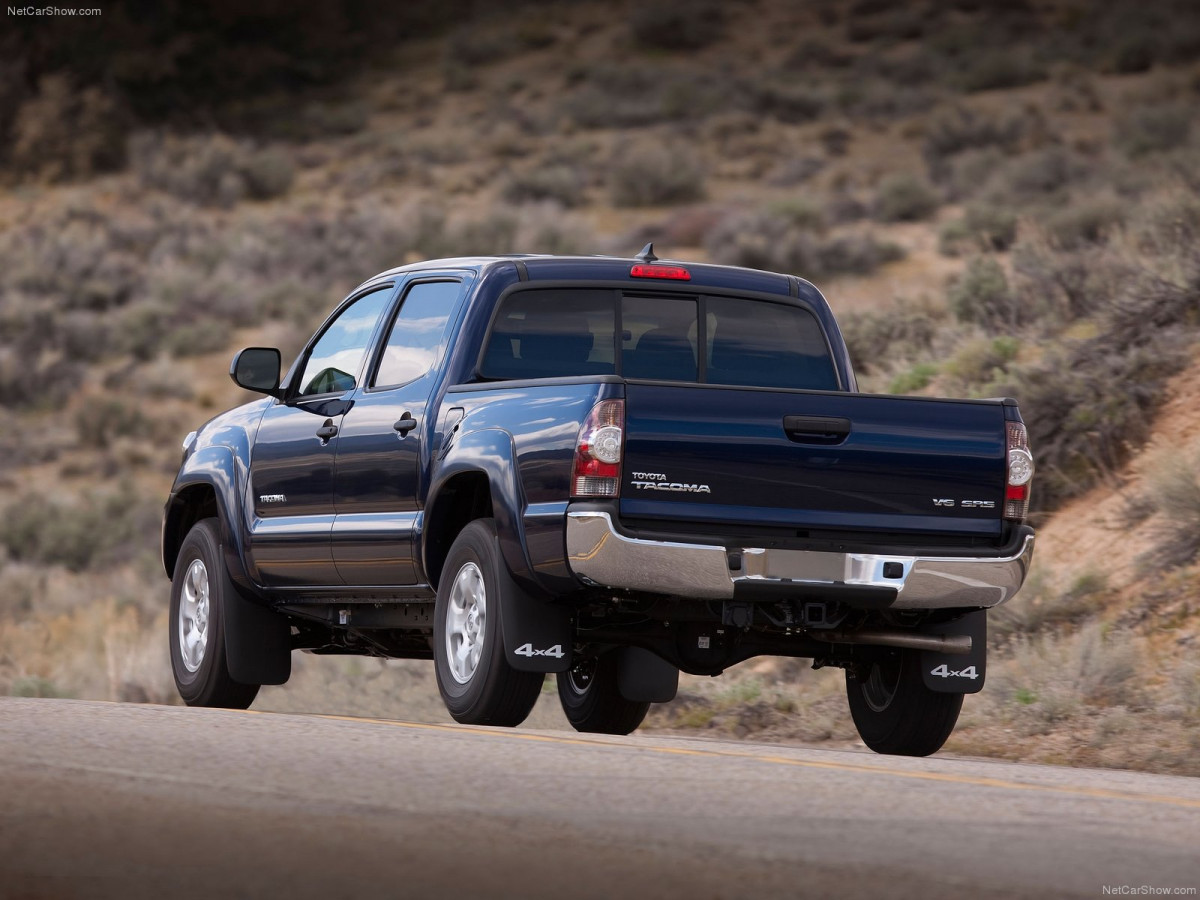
[565,511,1034,610]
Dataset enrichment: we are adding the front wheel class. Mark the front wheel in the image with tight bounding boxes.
[433,519,543,726]
[845,649,962,757]
[557,652,650,735]
[169,519,260,709]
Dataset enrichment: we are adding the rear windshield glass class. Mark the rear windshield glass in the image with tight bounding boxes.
[480,289,836,390]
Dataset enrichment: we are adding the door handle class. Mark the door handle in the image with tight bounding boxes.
[783,415,851,444]
[393,413,417,435]
[316,419,339,442]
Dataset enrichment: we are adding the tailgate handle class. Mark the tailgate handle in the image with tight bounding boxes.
[783,415,851,444]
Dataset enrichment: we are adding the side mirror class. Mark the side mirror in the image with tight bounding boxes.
[230,347,282,397]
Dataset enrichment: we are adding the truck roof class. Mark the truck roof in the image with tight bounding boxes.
[358,250,830,310]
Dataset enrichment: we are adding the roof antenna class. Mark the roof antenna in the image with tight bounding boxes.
[635,242,659,263]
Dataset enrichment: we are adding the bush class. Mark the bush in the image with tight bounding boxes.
[922,104,1033,179]
[1114,103,1193,158]
[1000,146,1084,198]
[630,0,725,50]
[874,173,939,222]
[888,363,939,395]
[705,211,904,280]
[0,485,159,572]
[1140,449,1200,569]
[947,257,1025,329]
[129,132,294,207]
[610,143,706,207]
[10,74,126,182]
[501,164,585,208]
[939,204,1017,255]
[838,298,946,374]
[1043,197,1126,249]
[956,49,1046,93]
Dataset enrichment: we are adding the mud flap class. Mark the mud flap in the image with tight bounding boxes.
[618,647,679,703]
[499,567,572,673]
[223,587,291,686]
[920,610,986,694]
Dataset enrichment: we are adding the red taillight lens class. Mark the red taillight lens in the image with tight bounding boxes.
[1004,421,1034,521]
[572,399,624,498]
[630,264,690,280]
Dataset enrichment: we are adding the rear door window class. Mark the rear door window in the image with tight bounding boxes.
[480,289,616,379]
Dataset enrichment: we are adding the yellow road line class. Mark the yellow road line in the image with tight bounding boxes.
[239,709,1200,811]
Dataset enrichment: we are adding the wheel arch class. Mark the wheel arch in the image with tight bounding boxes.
[423,470,494,590]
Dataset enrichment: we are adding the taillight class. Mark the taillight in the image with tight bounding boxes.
[630,264,690,280]
[1004,421,1034,521]
[571,399,624,498]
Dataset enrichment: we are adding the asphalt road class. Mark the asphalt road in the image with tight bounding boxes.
[1,698,1198,900]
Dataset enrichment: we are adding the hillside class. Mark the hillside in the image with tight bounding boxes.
[1,0,1198,772]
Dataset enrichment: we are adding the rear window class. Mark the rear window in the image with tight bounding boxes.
[480,289,837,390]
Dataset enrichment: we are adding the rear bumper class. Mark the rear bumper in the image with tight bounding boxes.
[564,511,1034,610]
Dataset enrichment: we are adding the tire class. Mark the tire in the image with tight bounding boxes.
[557,652,650,735]
[169,519,260,709]
[433,519,543,726]
[845,648,962,757]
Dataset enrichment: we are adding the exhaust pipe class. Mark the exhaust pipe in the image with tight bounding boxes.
[812,628,972,655]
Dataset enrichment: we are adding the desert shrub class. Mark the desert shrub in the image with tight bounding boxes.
[1043,197,1126,249]
[1011,240,1118,322]
[838,298,946,374]
[559,65,734,129]
[939,204,1017,255]
[888,363,939,394]
[746,80,827,124]
[999,146,1084,198]
[766,156,826,187]
[923,104,1028,161]
[874,173,939,222]
[814,233,905,274]
[941,335,1020,392]
[630,0,725,50]
[10,676,65,699]
[610,143,706,207]
[955,49,1046,92]
[1139,449,1200,569]
[994,625,1141,725]
[74,398,158,450]
[948,257,1027,329]
[768,198,825,231]
[705,211,904,280]
[845,6,928,43]
[10,74,126,182]
[1113,103,1193,158]
[501,165,585,207]
[511,204,598,255]
[0,485,159,573]
[990,250,1200,511]
[129,132,294,207]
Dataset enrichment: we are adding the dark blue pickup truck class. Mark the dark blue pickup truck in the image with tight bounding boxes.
[162,246,1035,756]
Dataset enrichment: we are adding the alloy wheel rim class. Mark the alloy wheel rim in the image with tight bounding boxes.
[178,559,210,673]
[446,562,486,684]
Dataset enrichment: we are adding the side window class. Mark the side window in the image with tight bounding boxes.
[297,287,393,397]
[372,281,461,388]
[480,289,616,380]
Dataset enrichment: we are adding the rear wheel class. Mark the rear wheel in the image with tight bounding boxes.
[169,519,260,709]
[434,520,543,726]
[557,652,650,735]
[846,649,962,757]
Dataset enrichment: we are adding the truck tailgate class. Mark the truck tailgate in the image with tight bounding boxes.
[620,383,1008,543]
